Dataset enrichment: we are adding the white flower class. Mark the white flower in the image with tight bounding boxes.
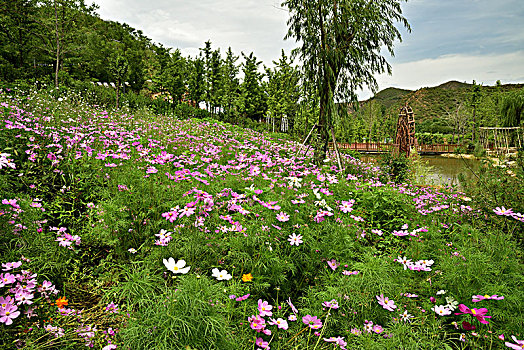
[431,305,451,316]
[436,289,447,295]
[163,258,191,274]
[211,268,232,281]
[128,248,137,254]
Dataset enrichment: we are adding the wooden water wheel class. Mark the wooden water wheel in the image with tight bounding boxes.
[395,105,416,157]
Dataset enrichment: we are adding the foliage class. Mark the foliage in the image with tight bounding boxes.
[501,87,524,127]
[379,152,412,183]
[283,0,410,160]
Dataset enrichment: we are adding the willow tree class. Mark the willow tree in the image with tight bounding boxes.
[282,0,410,161]
[501,88,524,127]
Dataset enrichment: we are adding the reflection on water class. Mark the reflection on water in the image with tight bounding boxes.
[360,155,480,188]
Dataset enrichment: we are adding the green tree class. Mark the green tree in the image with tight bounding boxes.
[265,50,300,133]
[282,0,410,161]
[470,80,482,141]
[152,46,187,106]
[34,0,97,87]
[200,40,213,112]
[501,88,524,127]
[109,54,128,109]
[0,0,39,80]
[220,47,240,117]
[187,54,205,107]
[239,52,266,120]
[209,48,223,115]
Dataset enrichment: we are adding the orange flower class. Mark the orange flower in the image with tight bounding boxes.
[242,273,253,282]
[56,297,68,309]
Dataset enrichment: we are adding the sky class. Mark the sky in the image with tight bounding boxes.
[93,0,524,99]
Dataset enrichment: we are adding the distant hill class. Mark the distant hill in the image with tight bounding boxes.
[339,80,524,142]
[366,80,524,123]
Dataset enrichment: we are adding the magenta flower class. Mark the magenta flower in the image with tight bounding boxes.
[376,294,397,311]
[258,299,273,317]
[276,212,290,222]
[0,303,20,325]
[505,335,524,350]
[322,299,339,309]
[255,337,270,349]
[327,259,340,271]
[105,302,119,313]
[0,272,16,287]
[302,314,322,329]
[454,304,492,324]
[249,315,266,331]
[472,294,504,302]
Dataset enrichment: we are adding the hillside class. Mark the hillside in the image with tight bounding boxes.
[353,81,524,138]
[368,81,523,121]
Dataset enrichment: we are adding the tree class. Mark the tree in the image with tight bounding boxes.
[0,0,39,80]
[200,40,213,112]
[265,50,300,133]
[239,52,266,120]
[220,47,240,117]
[109,55,128,109]
[35,0,97,87]
[187,54,205,107]
[282,0,410,161]
[501,88,524,127]
[152,46,187,106]
[470,80,482,141]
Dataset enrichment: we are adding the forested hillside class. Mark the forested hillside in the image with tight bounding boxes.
[342,81,524,144]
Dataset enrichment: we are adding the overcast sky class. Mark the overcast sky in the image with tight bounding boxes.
[93,0,524,99]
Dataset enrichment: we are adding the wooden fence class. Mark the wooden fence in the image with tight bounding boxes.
[329,142,460,154]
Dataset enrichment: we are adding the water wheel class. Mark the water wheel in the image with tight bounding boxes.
[395,105,416,157]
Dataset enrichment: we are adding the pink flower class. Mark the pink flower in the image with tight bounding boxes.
[454,304,492,324]
[322,299,339,309]
[255,337,270,349]
[269,317,289,330]
[472,294,504,302]
[302,314,322,329]
[287,298,298,314]
[258,299,273,317]
[249,315,266,331]
[327,259,339,271]
[493,207,513,216]
[505,335,524,350]
[376,294,397,311]
[0,303,20,325]
[276,212,290,222]
[432,305,451,316]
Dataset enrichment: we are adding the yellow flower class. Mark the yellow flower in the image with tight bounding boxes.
[242,273,253,282]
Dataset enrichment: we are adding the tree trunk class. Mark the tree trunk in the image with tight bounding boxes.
[54,0,60,88]
[116,78,120,109]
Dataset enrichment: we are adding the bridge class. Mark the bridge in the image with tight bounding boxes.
[329,142,460,154]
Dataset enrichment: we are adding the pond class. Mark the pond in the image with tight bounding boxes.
[360,154,480,188]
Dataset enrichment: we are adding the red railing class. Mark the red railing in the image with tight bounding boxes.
[329,142,460,154]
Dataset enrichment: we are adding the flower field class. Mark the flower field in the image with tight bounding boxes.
[1,87,523,350]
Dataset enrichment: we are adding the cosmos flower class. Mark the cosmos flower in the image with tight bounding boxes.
[376,294,397,311]
[472,294,504,302]
[288,233,303,246]
[211,268,232,281]
[432,305,451,316]
[163,258,191,274]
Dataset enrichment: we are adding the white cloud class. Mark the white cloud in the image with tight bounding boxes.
[358,51,524,99]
